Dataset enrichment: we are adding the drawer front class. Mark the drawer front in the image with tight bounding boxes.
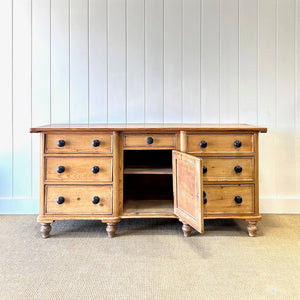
[45,157,113,182]
[203,185,254,214]
[45,133,113,154]
[45,185,112,215]
[201,157,254,182]
[187,134,254,154]
[123,133,176,148]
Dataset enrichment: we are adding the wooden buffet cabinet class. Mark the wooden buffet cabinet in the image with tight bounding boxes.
[30,124,267,238]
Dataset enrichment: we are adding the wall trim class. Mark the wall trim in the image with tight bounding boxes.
[260,197,300,214]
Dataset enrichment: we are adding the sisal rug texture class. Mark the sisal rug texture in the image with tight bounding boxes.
[0,215,299,300]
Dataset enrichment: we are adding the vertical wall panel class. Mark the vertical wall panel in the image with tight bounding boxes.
[276,0,296,197]
[70,0,89,123]
[220,0,238,123]
[201,0,220,123]
[107,0,126,123]
[89,0,108,123]
[239,0,258,124]
[127,0,145,123]
[297,0,300,197]
[182,0,201,123]
[258,0,277,198]
[51,0,70,124]
[12,0,31,201]
[164,0,182,123]
[32,0,51,208]
[0,0,13,202]
[145,0,164,123]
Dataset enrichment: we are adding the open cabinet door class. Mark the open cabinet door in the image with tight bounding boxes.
[172,151,204,234]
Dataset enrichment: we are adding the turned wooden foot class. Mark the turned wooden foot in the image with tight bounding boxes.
[106,222,117,238]
[40,223,51,238]
[182,222,192,237]
[247,221,258,237]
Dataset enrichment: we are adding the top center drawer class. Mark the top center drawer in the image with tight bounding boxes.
[45,133,113,154]
[123,133,176,149]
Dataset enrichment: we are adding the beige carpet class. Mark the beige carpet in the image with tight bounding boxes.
[0,215,299,300]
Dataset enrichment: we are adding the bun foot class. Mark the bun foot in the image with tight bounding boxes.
[40,223,51,238]
[182,222,192,237]
[106,222,117,238]
[247,221,258,237]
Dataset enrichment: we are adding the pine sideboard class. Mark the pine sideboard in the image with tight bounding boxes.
[30,124,267,238]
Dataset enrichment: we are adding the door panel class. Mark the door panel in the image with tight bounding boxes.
[173,151,203,233]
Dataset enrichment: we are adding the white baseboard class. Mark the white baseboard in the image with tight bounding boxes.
[1,197,300,214]
[260,197,300,214]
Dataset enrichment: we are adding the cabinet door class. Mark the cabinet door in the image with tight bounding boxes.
[172,151,204,233]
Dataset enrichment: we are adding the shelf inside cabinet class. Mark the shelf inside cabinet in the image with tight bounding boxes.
[123,199,173,214]
[124,167,172,174]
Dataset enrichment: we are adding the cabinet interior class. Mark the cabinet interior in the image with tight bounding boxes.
[123,150,174,214]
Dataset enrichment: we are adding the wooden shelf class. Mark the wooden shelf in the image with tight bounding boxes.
[124,167,172,175]
[123,199,174,215]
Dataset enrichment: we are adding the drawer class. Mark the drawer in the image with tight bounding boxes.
[45,133,113,154]
[123,133,176,149]
[187,134,254,154]
[45,185,112,215]
[203,185,254,214]
[201,157,254,182]
[45,157,113,182]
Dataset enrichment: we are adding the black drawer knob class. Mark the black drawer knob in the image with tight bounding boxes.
[203,166,207,174]
[92,196,100,204]
[57,140,65,147]
[200,140,207,148]
[203,191,206,197]
[57,196,65,205]
[92,166,100,174]
[234,196,243,204]
[147,137,154,144]
[92,139,100,147]
[234,165,243,173]
[234,140,242,148]
[203,198,207,205]
[57,166,65,173]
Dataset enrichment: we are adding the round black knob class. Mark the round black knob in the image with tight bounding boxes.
[203,166,207,174]
[92,196,100,204]
[92,139,100,147]
[92,166,100,174]
[57,166,65,173]
[147,137,154,144]
[200,140,207,148]
[203,198,207,205]
[234,140,242,148]
[57,140,65,147]
[203,191,206,197]
[234,165,243,173]
[57,196,65,205]
[234,196,243,204]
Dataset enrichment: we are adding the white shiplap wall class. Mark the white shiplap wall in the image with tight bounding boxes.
[0,0,299,213]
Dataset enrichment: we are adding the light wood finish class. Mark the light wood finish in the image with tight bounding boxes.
[45,133,113,153]
[203,185,254,214]
[31,124,267,238]
[123,199,173,215]
[30,123,267,133]
[45,185,113,215]
[201,157,254,182]
[173,151,204,234]
[187,133,254,154]
[124,167,172,174]
[45,157,113,182]
[123,133,176,149]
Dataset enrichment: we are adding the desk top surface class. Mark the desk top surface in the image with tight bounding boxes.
[30,123,267,133]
